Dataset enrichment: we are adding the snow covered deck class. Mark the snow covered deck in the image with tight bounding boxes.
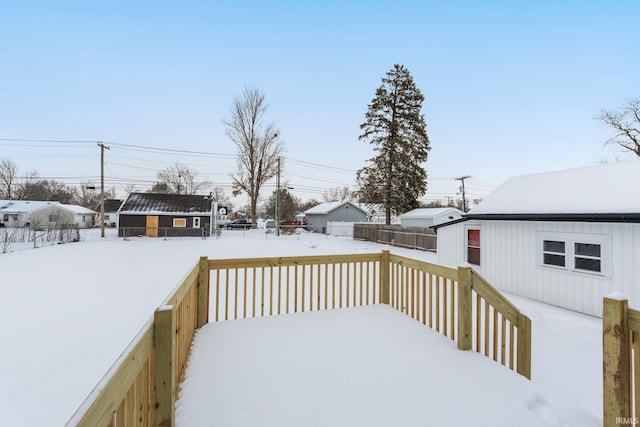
[176,305,596,427]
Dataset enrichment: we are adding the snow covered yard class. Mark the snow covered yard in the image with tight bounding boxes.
[0,228,602,426]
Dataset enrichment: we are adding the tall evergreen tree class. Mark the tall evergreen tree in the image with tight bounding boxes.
[356,64,430,224]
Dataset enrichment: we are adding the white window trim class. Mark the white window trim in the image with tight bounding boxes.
[537,231,610,277]
[173,218,187,228]
[193,217,201,228]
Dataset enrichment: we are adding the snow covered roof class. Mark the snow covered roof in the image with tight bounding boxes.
[99,199,124,213]
[469,161,640,217]
[62,204,97,215]
[304,200,367,215]
[400,207,464,219]
[118,193,212,215]
[0,200,61,213]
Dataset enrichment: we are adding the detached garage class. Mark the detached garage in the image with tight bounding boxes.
[304,201,368,234]
[435,161,640,317]
[118,193,212,237]
[399,207,464,228]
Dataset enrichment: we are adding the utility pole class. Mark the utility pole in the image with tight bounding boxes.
[276,157,281,237]
[98,142,110,238]
[455,175,471,212]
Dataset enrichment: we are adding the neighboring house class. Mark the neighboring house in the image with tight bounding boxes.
[0,200,96,229]
[118,193,212,237]
[32,204,96,229]
[304,201,368,233]
[0,200,54,227]
[96,199,124,228]
[399,207,464,228]
[434,161,640,317]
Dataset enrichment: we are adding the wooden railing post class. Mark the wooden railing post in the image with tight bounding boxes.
[457,265,473,351]
[379,250,390,304]
[603,296,631,427]
[516,314,532,380]
[154,305,176,427]
[197,256,210,328]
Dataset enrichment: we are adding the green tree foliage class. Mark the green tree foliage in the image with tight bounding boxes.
[356,64,430,224]
[263,188,300,221]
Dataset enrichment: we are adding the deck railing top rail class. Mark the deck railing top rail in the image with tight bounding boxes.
[208,252,382,269]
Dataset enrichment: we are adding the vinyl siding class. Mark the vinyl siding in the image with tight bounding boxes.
[437,219,640,317]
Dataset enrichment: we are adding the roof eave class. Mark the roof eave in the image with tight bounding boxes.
[466,213,640,223]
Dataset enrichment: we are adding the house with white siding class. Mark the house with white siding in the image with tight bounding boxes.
[434,161,640,317]
[0,200,96,229]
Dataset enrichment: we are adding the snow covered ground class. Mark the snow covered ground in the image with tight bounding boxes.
[0,228,602,426]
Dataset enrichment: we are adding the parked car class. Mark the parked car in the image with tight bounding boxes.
[225,219,252,230]
[265,219,276,229]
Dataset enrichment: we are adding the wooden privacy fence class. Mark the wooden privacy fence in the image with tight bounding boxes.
[353,223,437,251]
[603,295,640,427]
[67,250,532,427]
[388,254,532,379]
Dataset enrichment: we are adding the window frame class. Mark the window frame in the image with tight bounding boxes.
[542,240,566,268]
[173,218,187,228]
[193,217,201,228]
[465,226,482,266]
[537,232,609,276]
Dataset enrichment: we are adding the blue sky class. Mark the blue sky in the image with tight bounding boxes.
[1,0,638,207]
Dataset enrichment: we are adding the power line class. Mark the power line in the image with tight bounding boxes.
[0,138,99,143]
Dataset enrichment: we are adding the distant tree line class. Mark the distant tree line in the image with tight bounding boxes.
[0,158,115,208]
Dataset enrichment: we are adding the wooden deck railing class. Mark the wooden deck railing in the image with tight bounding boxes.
[66,251,532,427]
[603,295,640,427]
[208,253,382,321]
[66,257,210,427]
[388,254,532,379]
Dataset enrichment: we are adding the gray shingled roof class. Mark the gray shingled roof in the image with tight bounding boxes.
[118,193,212,215]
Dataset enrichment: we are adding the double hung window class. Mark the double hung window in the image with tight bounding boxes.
[539,232,607,275]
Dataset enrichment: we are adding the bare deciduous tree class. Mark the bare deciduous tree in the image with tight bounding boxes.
[0,158,18,200]
[152,162,210,195]
[78,181,99,208]
[224,87,284,227]
[322,186,353,202]
[210,186,233,212]
[597,97,640,157]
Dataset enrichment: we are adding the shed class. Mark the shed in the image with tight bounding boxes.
[303,201,368,234]
[118,193,212,237]
[434,161,640,317]
[399,207,464,228]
